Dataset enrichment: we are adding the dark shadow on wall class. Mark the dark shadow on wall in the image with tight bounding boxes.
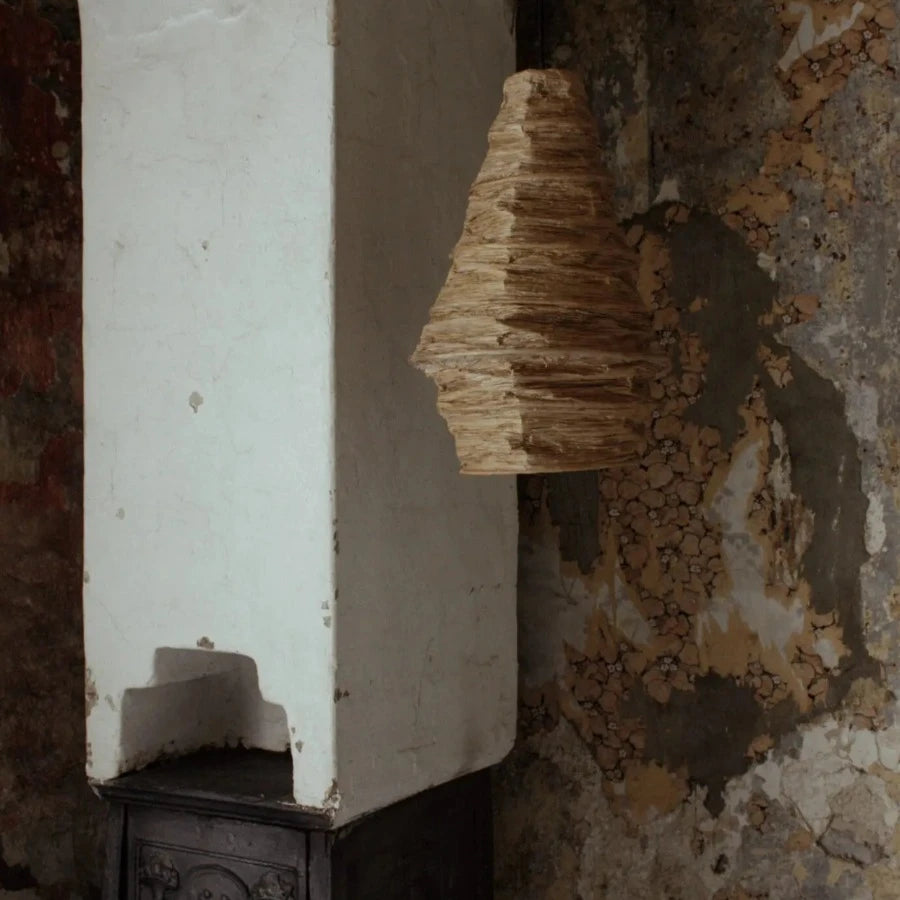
[119,648,291,773]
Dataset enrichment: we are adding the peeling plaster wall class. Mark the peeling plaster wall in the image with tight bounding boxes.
[0,0,105,895]
[497,1,900,897]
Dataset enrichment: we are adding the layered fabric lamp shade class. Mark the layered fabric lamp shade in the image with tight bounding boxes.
[411,68,667,475]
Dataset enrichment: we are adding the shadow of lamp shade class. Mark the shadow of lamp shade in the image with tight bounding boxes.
[411,69,667,475]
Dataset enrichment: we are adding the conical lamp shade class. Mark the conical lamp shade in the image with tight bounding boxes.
[411,69,667,475]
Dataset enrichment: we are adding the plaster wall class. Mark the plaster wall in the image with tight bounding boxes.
[332,0,517,823]
[81,0,338,808]
[80,0,517,822]
[496,1,900,897]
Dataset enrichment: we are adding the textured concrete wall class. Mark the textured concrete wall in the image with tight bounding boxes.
[496,1,900,897]
[0,1,104,895]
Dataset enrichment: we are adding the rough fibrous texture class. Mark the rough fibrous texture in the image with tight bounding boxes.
[412,69,666,475]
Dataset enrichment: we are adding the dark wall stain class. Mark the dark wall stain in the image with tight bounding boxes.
[646,0,787,205]
[583,211,879,812]
[545,472,600,574]
[627,674,761,814]
[517,209,880,819]
[667,214,770,448]
[668,214,875,686]
[766,358,869,650]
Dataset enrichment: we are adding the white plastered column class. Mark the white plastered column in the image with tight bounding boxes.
[81,0,516,823]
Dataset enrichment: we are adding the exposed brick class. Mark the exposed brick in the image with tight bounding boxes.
[0,1,104,893]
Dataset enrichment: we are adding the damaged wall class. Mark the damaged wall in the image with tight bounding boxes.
[0,0,103,895]
[497,0,900,897]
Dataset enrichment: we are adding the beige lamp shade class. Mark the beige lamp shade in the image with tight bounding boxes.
[411,68,667,475]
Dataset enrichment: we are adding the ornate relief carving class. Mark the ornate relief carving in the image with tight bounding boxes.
[184,864,250,900]
[250,872,295,900]
[136,843,294,900]
[139,850,180,900]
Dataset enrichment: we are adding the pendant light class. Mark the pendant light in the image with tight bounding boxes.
[412,69,667,475]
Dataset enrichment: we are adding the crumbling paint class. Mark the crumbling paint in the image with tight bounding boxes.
[497,0,900,896]
[322,778,342,814]
[0,1,105,894]
[84,668,98,713]
[779,1,868,72]
[514,207,876,815]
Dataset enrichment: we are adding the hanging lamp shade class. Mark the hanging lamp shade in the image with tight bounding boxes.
[411,68,667,475]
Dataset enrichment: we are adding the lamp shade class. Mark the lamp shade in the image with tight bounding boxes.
[411,68,667,475]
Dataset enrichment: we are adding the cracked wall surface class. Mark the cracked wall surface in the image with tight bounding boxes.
[497,0,900,897]
[0,1,104,896]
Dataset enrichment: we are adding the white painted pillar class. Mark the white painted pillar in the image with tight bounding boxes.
[81,0,516,823]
